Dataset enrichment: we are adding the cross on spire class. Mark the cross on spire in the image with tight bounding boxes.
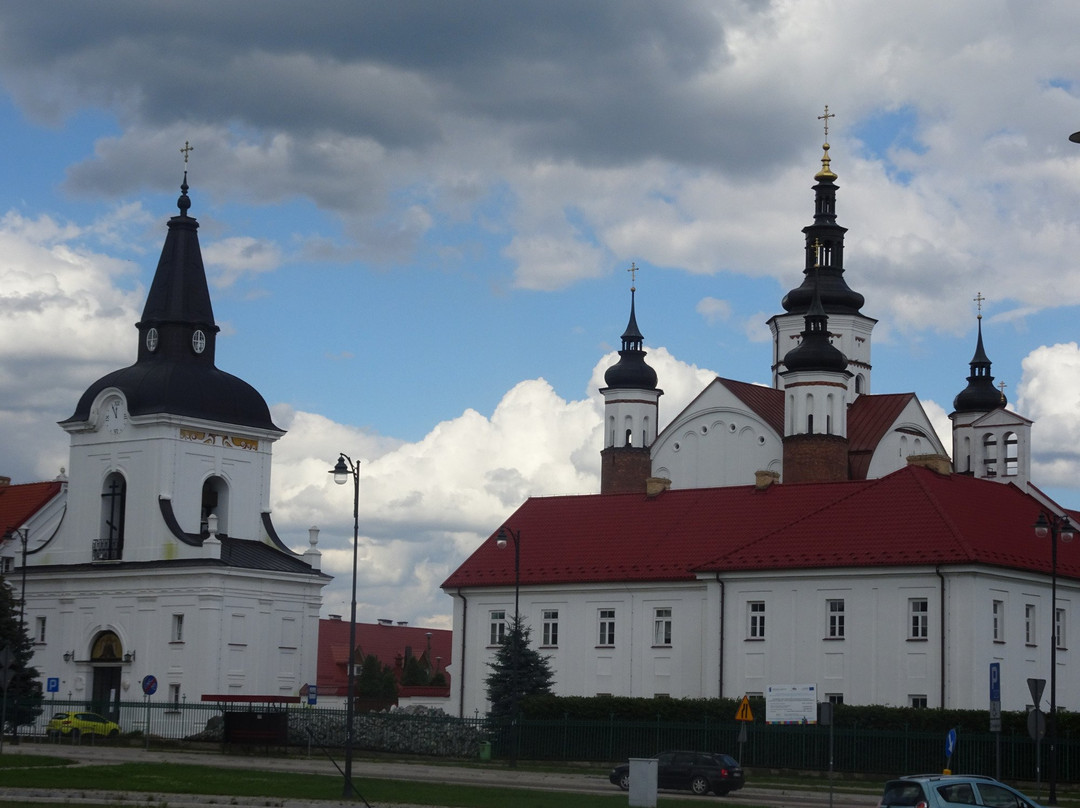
[180,140,194,165]
[974,291,985,319]
[628,262,638,291]
[818,105,835,142]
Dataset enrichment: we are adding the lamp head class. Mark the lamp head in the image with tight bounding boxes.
[331,455,349,485]
[1035,513,1051,539]
[1062,520,1075,543]
[496,527,508,549]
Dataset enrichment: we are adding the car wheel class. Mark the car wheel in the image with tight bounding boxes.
[690,775,710,796]
[108,729,119,738]
[70,728,81,741]
[617,772,630,791]
[46,729,58,740]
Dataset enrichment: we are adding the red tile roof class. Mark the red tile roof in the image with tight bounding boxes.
[716,378,784,435]
[442,465,1080,590]
[0,480,63,537]
[316,619,452,697]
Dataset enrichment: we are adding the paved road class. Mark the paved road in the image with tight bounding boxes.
[1,741,874,808]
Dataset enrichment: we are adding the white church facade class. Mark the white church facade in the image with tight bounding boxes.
[3,175,328,717]
[443,136,1072,717]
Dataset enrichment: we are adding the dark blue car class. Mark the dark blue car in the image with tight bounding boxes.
[609,750,745,796]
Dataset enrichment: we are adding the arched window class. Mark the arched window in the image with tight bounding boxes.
[983,433,998,477]
[1004,432,1018,476]
[201,476,230,536]
[95,472,126,560]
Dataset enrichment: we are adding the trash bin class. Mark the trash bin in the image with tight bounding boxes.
[479,741,492,761]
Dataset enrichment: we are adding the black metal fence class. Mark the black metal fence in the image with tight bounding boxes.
[7,697,1073,783]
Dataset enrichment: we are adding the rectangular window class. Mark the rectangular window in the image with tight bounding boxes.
[35,616,46,644]
[827,599,845,638]
[992,599,1004,642]
[229,613,246,645]
[748,601,766,639]
[826,693,844,705]
[489,610,506,645]
[909,598,928,639]
[1056,607,1067,649]
[1026,604,1037,645]
[0,556,11,574]
[542,610,559,647]
[598,609,616,646]
[171,614,184,642]
[910,695,928,709]
[653,607,672,646]
[169,683,181,709]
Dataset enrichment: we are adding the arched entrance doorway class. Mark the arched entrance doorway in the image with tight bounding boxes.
[89,631,125,719]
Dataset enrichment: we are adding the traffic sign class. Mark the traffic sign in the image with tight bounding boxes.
[945,728,957,758]
[142,674,158,696]
[735,695,754,722]
[46,677,59,693]
[1028,677,1046,707]
[307,684,317,705]
[989,663,1000,702]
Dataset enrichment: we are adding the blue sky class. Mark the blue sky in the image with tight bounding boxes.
[4,1,1080,629]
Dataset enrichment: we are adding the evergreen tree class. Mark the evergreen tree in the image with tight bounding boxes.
[0,574,43,733]
[484,616,555,718]
[354,653,397,700]
[401,649,429,686]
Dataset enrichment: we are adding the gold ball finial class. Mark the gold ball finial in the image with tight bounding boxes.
[814,106,837,181]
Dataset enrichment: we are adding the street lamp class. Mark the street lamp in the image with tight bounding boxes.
[1034,512,1074,806]
[330,453,360,800]
[496,525,521,767]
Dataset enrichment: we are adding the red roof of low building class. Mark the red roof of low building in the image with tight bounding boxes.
[0,480,63,538]
[316,619,452,698]
[442,465,1080,590]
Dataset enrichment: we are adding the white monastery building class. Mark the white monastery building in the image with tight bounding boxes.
[443,135,1076,717]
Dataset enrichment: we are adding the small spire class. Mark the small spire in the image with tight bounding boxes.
[177,171,191,215]
[815,106,837,181]
[178,141,194,215]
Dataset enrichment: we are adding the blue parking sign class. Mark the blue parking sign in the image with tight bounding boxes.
[46,677,59,693]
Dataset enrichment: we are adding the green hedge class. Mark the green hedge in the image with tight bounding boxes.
[520,694,1076,736]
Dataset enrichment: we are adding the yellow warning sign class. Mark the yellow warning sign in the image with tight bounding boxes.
[735,695,754,722]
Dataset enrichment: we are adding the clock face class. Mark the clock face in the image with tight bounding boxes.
[146,327,159,352]
[192,330,206,354]
[102,397,128,435]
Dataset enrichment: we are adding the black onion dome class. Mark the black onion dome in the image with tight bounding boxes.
[61,176,281,432]
[603,288,658,389]
[781,143,865,316]
[783,277,847,373]
[952,318,1005,413]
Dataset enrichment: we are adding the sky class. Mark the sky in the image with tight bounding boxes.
[4,1,1080,631]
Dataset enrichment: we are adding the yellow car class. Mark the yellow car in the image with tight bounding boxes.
[46,711,120,739]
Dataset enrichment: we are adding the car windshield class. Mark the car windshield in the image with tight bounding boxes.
[881,781,928,806]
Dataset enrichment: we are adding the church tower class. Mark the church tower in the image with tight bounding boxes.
[58,173,289,560]
[25,168,327,711]
[600,269,662,494]
[780,262,852,483]
[949,299,1031,486]
[769,108,875,401]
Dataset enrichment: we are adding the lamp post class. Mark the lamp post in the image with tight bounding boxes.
[1034,512,1074,806]
[330,454,360,800]
[496,525,521,767]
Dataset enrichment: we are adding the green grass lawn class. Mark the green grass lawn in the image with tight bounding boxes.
[0,757,761,807]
